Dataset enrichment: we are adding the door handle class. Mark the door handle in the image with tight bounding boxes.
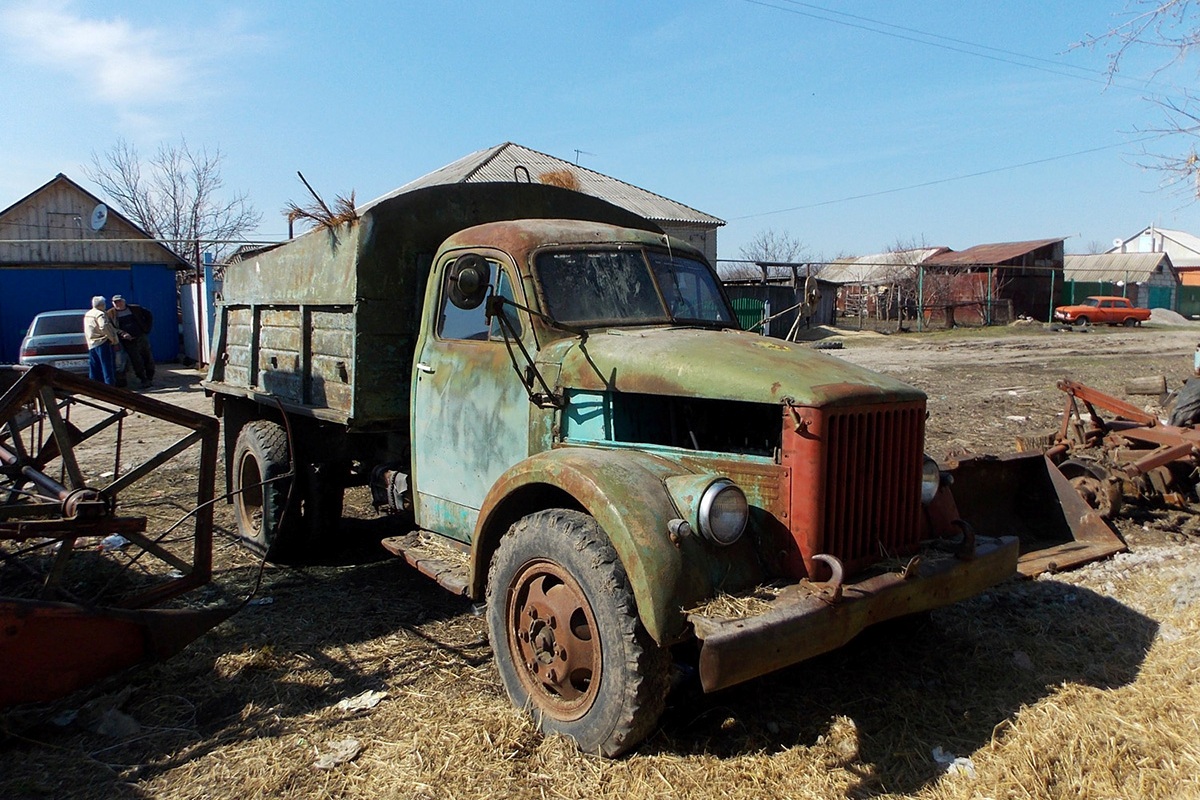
[416,362,435,374]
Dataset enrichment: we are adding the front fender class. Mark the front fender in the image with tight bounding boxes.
[472,447,695,644]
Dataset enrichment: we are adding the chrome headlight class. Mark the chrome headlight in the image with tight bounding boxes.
[921,456,941,504]
[698,479,749,546]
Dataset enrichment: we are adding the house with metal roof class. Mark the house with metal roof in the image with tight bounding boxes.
[374,142,725,263]
[821,248,948,286]
[924,238,1064,323]
[1108,225,1200,284]
[0,174,186,364]
[819,248,947,323]
[1063,252,1177,310]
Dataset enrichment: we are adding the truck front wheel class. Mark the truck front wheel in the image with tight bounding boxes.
[232,420,297,558]
[486,509,669,757]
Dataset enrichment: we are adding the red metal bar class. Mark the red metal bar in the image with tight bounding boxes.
[1058,379,1158,426]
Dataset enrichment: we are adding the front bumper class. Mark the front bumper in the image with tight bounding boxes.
[688,535,1018,692]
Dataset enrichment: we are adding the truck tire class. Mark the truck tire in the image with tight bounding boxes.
[486,509,669,756]
[1169,379,1200,428]
[232,420,298,558]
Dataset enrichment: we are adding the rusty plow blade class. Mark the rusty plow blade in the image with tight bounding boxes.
[942,452,1127,577]
[0,599,234,707]
[0,365,228,707]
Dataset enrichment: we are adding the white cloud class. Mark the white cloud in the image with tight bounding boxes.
[0,1,208,107]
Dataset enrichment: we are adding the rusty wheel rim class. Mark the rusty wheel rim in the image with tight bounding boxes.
[236,450,265,536]
[505,559,601,721]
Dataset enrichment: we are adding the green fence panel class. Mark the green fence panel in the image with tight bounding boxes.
[1178,286,1200,319]
[729,296,765,332]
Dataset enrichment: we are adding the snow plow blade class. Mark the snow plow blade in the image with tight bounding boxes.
[941,452,1127,577]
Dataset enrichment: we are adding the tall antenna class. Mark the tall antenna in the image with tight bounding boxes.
[573,149,596,165]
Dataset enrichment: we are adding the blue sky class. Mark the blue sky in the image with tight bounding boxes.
[0,0,1194,261]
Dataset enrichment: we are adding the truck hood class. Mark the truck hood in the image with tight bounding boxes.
[543,327,924,408]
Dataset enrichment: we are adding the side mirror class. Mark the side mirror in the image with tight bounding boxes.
[448,254,489,310]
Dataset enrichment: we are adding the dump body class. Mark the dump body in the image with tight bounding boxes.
[206,183,657,431]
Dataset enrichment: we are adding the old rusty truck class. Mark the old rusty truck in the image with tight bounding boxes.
[205,182,1023,756]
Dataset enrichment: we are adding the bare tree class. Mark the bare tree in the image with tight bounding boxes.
[722,228,811,280]
[1082,1,1200,197]
[877,237,938,329]
[85,138,261,262]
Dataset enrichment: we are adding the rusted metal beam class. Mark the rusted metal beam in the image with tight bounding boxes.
[1058,379,1158,426]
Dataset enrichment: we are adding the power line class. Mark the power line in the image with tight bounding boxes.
[741,0,1182,97]
[731,134,1164,221]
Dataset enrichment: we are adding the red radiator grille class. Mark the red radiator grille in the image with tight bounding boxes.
[782,400,926,578]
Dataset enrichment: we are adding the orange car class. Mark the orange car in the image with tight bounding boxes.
[1053,296,1151,327]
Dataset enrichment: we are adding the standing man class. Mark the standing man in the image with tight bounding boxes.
[84,296,119,385]
[108,294,155,388]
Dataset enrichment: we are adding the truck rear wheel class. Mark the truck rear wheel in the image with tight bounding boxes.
[232,420,297,558]
[486,509,669,756]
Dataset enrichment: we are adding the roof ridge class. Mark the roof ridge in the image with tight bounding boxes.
[461,142,511,183]
[497,142,724,224]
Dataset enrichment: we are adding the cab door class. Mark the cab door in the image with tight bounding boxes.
[410,252,531,543]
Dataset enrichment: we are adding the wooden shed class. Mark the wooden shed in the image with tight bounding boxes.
[0,174,186,363]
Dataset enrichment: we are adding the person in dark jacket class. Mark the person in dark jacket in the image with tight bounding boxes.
[107,295,155,388]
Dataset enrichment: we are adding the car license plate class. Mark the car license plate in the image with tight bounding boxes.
[60,359,88,369]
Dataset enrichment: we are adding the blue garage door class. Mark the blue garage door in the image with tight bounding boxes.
[0,266,179,364]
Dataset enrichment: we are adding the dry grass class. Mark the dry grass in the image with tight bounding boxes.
[538,169,581,191]
[5,514,1199,800]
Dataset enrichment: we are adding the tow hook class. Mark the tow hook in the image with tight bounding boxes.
[812,553,844,603]
[953,519,976,560]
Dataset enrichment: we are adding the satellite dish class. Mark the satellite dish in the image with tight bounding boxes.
[1113,238,1124,248]
[90,203,108,231]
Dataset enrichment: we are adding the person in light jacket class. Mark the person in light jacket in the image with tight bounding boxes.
[83,295,119,385]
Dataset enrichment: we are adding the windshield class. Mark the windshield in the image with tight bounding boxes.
[1083,298,1101,307]
[535,248,735,328]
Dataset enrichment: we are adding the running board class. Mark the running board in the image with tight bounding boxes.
[382,532,470,596]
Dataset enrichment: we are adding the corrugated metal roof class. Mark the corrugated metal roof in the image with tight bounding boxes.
[364,142,724,226]
[819,248,947,285]
[1064,252,1175,283]
[925,238,1063,266]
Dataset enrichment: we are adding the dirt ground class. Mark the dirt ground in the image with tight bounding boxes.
[4,324,1200,799]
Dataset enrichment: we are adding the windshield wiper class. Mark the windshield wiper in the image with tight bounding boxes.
[485,294,585,408]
